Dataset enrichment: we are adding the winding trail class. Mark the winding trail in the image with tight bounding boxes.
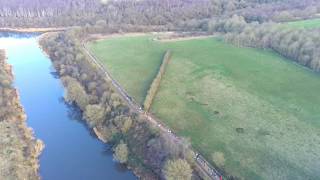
[82,40,223,180]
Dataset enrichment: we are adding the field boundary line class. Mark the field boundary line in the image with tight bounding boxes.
[143,50,172,112]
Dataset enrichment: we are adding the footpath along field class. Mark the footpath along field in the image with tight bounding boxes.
[88,35,320,179]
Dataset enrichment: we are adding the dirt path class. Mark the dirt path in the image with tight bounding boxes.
[87,32,216,43]
[87,33,149,42]
[154,35,216,42]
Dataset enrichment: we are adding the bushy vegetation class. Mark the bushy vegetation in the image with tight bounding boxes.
[113,142,129,164]
[163,159,192,180]
[144,51,172,112]
[62,76,89,110]
[40,32,197,179]
[0,50,43,180]
[88,35,320,179]
[84,104,106,127]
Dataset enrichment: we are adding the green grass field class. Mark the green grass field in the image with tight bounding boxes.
[88,36,320,179]
[282,18,320,29]
[88,36,167,104]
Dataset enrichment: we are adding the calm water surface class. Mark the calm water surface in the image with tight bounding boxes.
[0,34,136,180]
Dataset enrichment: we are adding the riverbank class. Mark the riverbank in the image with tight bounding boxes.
[0,50,43,179]
[39,32,159,180]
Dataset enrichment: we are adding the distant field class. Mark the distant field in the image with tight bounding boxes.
[283,18,320,29]
[88,35,320,179]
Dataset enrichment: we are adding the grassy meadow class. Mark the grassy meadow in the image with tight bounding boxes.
[88,36,167,104]
[283,18,320,29]
[88,35,320,179]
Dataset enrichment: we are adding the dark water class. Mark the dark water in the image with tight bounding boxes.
[0,35,136,180]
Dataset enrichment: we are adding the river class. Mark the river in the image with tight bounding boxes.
[0,33,136,180]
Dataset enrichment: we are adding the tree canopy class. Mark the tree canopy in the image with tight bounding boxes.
[113,142,129,164]
[163,159,193,180]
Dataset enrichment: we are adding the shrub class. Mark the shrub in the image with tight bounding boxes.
[113,141,128,164]
[62,76,89,110]
[163,159,192,180]
[121,117,133,133]
[84,104,106,127]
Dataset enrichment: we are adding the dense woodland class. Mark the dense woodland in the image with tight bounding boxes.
[1,0,320,30]
[0,0,212,31]
[234,0,320,22]
[0,50,43,180]
[40,32,199,180]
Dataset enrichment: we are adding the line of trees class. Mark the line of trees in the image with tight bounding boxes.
[40,31,196,179]
[144,50,172,112]
[0,50,43,180]
[209,15,320,72]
